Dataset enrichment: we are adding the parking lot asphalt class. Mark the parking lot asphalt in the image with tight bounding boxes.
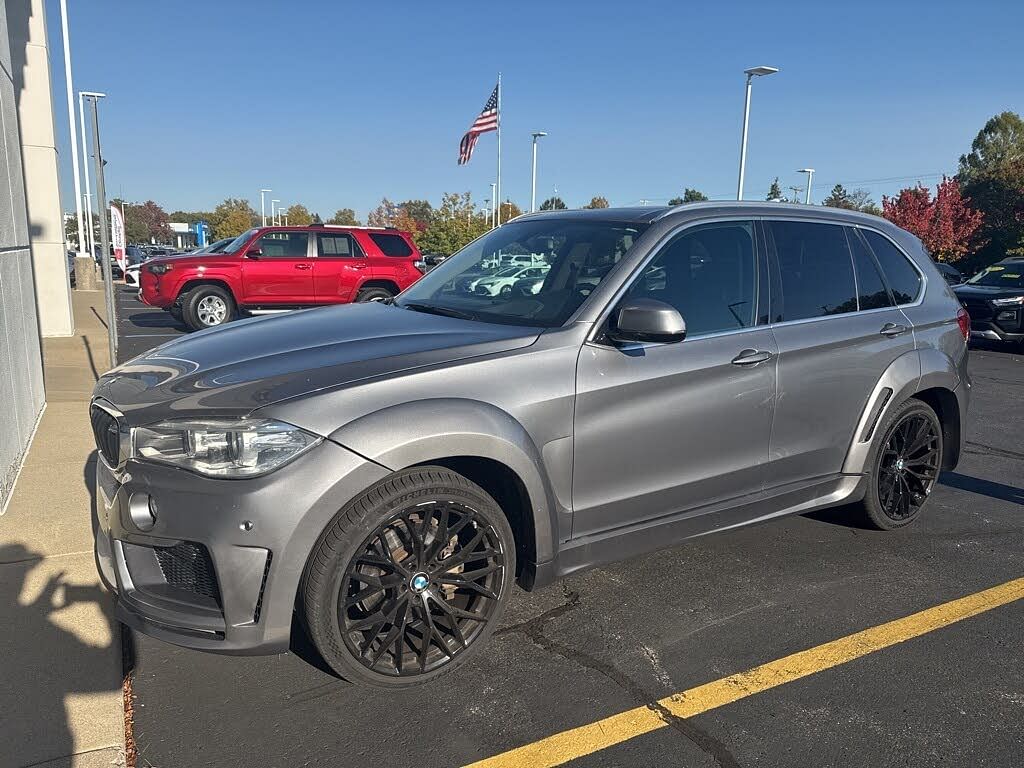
[113,289,1024,768]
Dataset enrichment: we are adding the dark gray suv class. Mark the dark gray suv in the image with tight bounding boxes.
[91,203,970,687]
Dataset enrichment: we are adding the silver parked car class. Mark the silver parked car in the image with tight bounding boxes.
[91,203,970,688]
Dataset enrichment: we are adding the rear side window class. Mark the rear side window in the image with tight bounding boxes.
[369,232,413,257]
[769,221,857,321]
[847,228,893,310]
[317,233,361,257]
[861,230,921,304]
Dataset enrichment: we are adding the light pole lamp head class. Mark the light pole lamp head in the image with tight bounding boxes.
[80,90,107,99]
[797,168,815,174]
[744,66,779,78]
[531,131,548,139]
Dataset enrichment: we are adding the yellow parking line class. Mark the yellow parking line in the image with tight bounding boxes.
[465,576,1024,768]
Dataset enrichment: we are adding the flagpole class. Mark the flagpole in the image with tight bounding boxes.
[495,72,502,226]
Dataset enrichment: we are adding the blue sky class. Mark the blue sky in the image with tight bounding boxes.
[47,0,1022,220]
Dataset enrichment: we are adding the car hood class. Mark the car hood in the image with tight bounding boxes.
[953,283,1024,300]
[93,303,540,427]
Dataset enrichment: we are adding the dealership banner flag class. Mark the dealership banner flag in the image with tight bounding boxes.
[111,205,126,271]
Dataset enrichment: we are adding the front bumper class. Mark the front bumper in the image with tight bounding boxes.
[93,438,390,654]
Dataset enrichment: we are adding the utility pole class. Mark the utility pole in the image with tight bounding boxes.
[87,94,117,367]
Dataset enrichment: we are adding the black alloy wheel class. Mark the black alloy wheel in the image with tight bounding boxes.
[877,412,941,521]
[340,501,505,677]
[302,467,516,688]
[859,398,943,530]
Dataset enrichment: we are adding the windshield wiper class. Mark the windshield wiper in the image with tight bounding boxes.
[400,302,476,321]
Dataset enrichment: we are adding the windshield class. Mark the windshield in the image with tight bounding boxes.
[396,219,648,327]
[968,263,1024,288]
[224,229,258,254]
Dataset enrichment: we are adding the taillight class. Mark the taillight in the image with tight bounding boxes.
[956,308,970,342]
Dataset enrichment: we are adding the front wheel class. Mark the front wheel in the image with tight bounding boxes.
[858,399,943,530]
[355,286,395,303]
[301,467,516,688]
[181,285,236,331]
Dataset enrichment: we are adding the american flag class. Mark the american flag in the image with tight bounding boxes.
[458,83,499,165]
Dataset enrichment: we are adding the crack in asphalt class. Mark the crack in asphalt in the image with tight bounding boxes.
[498,586,741,768]
[965,440,1024,462]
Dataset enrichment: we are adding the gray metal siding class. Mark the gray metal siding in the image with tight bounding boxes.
[0,5,45,509]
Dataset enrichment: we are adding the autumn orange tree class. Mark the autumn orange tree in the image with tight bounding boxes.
[882,177,983,262]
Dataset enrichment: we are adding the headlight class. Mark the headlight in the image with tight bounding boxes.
[991,296,1024,306]
[148,262,172,275]
[132,418,320,478]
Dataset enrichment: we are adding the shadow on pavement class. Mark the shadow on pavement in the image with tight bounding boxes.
[0,543,118,766]
[940,472,1024,506]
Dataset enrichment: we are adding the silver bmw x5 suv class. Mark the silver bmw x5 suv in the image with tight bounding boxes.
[91,203,970,687]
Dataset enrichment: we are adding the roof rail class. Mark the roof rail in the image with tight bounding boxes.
[321,224,398,231]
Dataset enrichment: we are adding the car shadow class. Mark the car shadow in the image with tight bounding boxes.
[939,472,1024,506]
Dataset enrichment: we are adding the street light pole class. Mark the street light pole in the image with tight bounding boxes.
[260,188,271,226]
[489,182,496,228]
[58,0,86,256]
[530,131,547,212]
[86,93,117,367]
[797,168,815,204]
[78,92,95,257]
[736,66,779,201]
[271,199,280,226]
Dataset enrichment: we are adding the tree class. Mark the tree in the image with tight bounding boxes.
[311,212,322,224]
[848,189,881,216]
[367,198,401,227]
[211,198,258,239]
[957,111,1024,268]
[327,208,359,225]
[882,177,984,262]
[822,184,852,209]
[584,196,609,209]
[498,199,522,222]
[284,203,312,225]
[168,210,215,225]
[417,192,488,255]
[540,196,567,210]
[397,199,434,231]
[766,178,784,201]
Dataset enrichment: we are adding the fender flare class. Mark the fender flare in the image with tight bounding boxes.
[176,272,243,303]
[842,348,960,475]
[328,398,559,565]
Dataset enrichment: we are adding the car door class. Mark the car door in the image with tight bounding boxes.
[763,220,918,490]
[312,230,368,303]
[241,230,313,304]
[572,220,777,538]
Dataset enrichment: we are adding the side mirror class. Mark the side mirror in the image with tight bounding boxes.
[245,247,262,259]
[609,298,686,344]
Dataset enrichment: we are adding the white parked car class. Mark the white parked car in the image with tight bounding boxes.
[472,265,549,296]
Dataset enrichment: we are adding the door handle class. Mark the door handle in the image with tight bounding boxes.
[350,263,367,270]
[731,349,773,366]
[880,322,908,337]
[294,263,311,270]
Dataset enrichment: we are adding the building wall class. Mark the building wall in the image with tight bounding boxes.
[1,1,47,509]
[16,0,73,337]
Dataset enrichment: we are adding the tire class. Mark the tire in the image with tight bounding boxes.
[168,304,183,322]
[301,466,516,689]
[181,284,235,331]
[355,286,395,303]
[499,284,513,296]
[857,398,943,531]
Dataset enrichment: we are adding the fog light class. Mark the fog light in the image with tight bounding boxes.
[128,493,157,531]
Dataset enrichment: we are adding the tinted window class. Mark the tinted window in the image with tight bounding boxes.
[770,221,857,321]
[369,232,413,257]
[396,219,647,328]
[967,262,1024,288]
[254,231,309,258]
[624,221,757,337]
[848,228,893,310]
[862,230,921,304]
[317,233,360,257]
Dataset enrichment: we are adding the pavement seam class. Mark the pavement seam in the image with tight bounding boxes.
[19,744,125,768]
[496,586,741,768]
[0,549,97,566]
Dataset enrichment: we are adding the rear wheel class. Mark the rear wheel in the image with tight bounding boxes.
[181,285,235,331]
[302,467,516,688]
[858,399,943,530]
[355,286,394,303]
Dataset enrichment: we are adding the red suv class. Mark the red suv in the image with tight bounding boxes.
[139,226,425,331]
